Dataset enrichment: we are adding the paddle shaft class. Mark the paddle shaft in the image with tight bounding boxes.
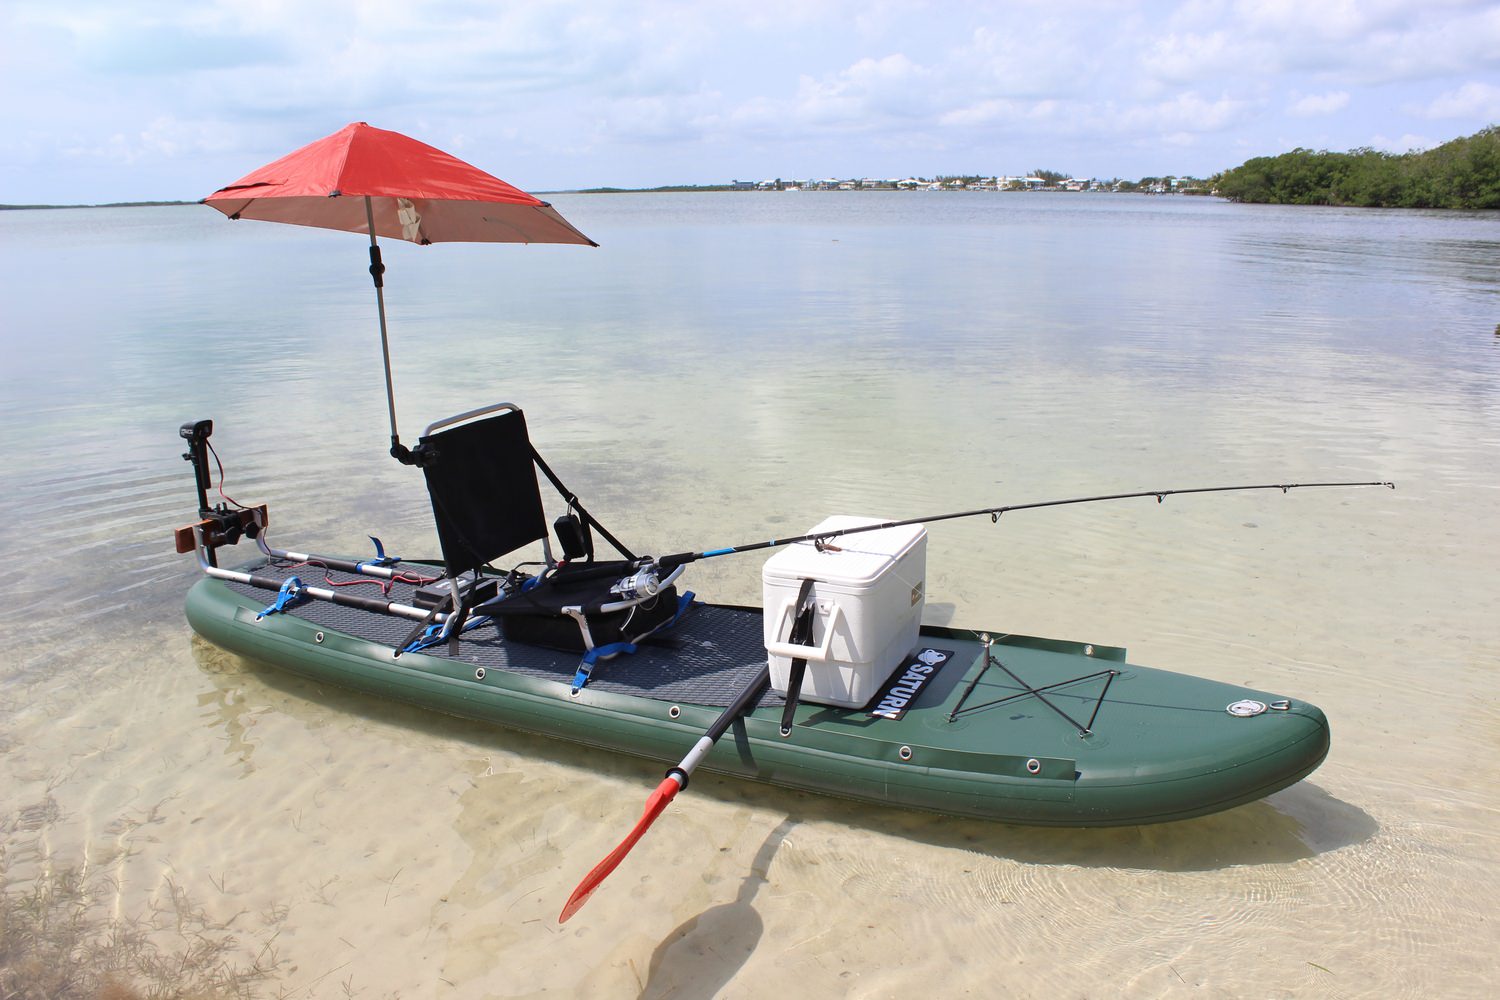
[559,665,771,922]
[672,663,773,784]
[657,480,1394,569]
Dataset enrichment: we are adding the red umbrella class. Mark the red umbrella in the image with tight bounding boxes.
[204,122,595,462]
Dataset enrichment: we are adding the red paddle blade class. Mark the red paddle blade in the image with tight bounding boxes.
[559,776,681,923]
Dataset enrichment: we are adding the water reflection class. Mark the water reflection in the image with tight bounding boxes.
[193,642,262,777]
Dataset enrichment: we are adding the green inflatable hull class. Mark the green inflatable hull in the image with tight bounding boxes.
[185,564,1328,827]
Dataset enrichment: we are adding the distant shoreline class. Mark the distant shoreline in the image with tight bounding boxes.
[0,191,1164,212]
[13,126,1493,211]
[1,189,1189,209]
[0,200,198,211]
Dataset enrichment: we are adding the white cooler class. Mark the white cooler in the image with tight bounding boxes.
[762,516,928,708]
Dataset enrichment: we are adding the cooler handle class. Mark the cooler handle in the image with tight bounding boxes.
[766,598,843,662]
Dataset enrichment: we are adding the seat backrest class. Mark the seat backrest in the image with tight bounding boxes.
[418,405,546,577]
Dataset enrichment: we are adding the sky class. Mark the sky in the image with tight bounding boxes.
[2,0,1498,203]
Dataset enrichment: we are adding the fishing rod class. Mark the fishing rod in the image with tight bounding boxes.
[559,478,1392,921]
[656,481,1394,570]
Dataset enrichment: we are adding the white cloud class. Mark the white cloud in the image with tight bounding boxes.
[1233,0,1384,43]
[1289,91,1351,116]
[3,0,1499,200]
[951,22,1098,99]
[937,99,1025,128]
[1419,81,1500,119]
[1143,31,1237,83]
[1161,131,1201,147]
[1152,0,1500,86]
[1116,91,1254,134]
[1370,132,1437,153]
[794,53,933,122]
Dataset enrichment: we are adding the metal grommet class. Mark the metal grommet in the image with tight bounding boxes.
[1084,644,1093,656]
[474,667,486,681]
[780,725,792,738]
[314,631,324,644]
[898,745,913,761]
[669,705,681,719]
[569,687,580,698]
[1026,758,1042,774]
[1227,699,1268,717]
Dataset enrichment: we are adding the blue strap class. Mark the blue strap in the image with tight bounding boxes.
[402,614,490,654]
[256,576,307,619]
[569,662,593,693]
[402,622,445,654]
[570,641,638,693]
[356,535,401,572]
[583,641,637,665]
[664,591,697,630]
[565,593,698,694]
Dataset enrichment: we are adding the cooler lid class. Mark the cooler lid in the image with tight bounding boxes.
[762,515,925,587]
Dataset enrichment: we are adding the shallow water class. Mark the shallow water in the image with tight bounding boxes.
[1,193,1497,996]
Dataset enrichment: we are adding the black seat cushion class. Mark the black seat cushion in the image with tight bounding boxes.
[419,409,546,577]
[477,561,681,652]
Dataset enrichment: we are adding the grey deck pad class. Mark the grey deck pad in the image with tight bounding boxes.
[225,560,782,709]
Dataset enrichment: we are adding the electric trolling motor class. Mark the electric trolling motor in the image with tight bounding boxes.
[176,419,266,566]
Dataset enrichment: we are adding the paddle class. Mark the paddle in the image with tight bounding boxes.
[559,663,772,923]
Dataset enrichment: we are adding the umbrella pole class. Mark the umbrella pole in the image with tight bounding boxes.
[365,196,411,464]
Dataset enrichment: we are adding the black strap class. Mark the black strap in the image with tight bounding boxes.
[779,578,818,736]
[530,446,636,561]
[395,589,451,658]
[446,583,474,657]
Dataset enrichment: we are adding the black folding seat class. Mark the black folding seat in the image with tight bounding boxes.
[413,403,689,687]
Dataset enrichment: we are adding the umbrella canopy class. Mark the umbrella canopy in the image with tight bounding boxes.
[203,122,595,462]
[205,121,595,247]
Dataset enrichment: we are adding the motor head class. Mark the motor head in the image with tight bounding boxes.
[180,419,213,443]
